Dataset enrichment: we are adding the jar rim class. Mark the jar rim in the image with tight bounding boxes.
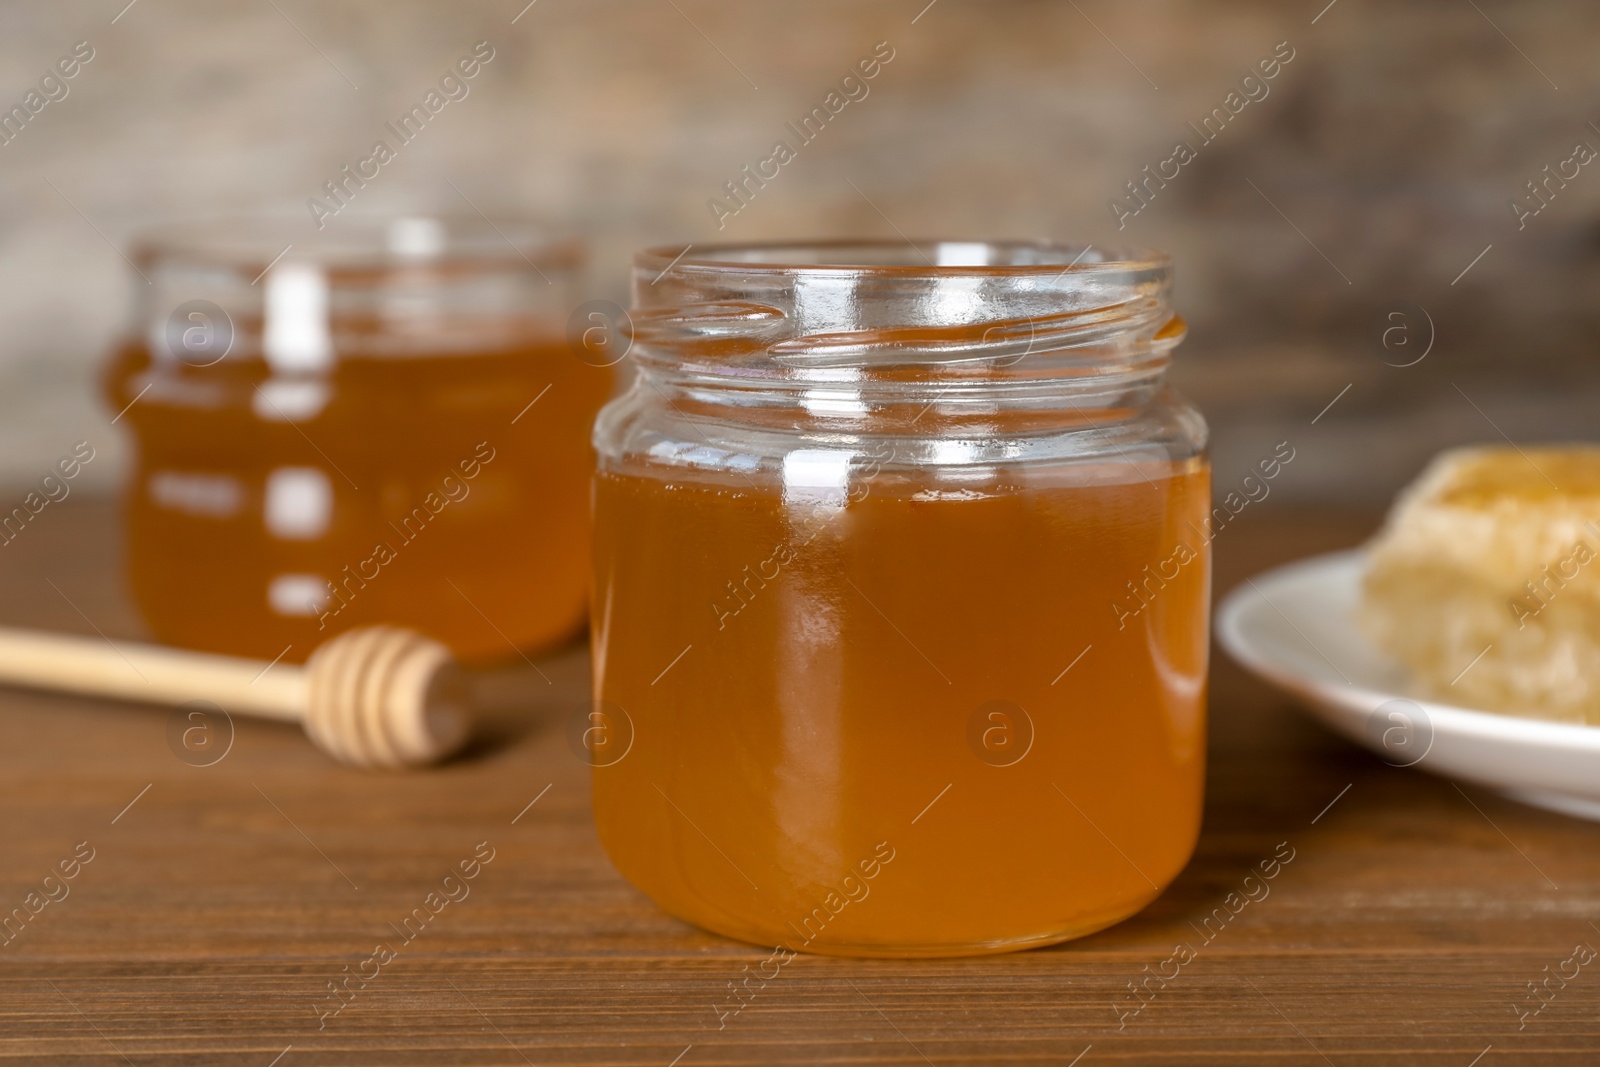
[637,238,1169,278]
[132,214,581,277]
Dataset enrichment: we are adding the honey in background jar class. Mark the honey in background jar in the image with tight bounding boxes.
[105,218,613,664]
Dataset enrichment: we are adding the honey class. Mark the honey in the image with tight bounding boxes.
[588,240,1210,956]
[591,461,1209,956]
[107,220,609,664]
[108,339,608,663]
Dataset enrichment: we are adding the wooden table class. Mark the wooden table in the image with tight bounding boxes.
[1,496,1597,1065]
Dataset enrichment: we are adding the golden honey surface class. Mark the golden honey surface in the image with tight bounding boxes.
[590,460,1211,956]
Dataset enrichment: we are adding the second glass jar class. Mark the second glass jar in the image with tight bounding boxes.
[106,218,613,664]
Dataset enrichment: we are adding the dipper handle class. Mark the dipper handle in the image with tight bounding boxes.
[0,624,468,768]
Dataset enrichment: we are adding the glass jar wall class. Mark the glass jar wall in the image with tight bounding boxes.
[589,240,1210,957]
[105,218,612,665]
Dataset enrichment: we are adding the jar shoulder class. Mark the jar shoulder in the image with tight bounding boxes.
[593,381,1208,480]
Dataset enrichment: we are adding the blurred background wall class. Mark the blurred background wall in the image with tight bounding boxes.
[1,0,1595,506]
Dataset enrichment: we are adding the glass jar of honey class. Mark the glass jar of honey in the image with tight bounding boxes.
[105,218,613,665]
[589,241,1209,957]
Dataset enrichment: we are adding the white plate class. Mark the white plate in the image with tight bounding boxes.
[1216,549,1600,822]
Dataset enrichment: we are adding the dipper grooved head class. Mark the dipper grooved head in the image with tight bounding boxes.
[303,627,469,768]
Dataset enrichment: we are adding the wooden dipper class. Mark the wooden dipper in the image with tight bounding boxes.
[0,624,469,768]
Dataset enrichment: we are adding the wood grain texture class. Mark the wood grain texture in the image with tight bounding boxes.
[1,497,1598,1065]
